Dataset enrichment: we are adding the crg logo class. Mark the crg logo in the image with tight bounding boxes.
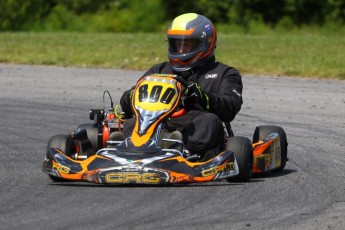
[104,172,161,184]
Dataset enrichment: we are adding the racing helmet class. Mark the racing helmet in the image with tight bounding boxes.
[167,13,217,72]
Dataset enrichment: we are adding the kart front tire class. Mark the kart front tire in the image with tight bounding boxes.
[47,135,74,182]
[253,125,288,172]
[77,124,99,149]
[47,134,69,153]
[226,136,253,182]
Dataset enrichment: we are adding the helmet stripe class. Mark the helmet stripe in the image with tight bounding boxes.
[167,28,195,35]
[170,13,198,30]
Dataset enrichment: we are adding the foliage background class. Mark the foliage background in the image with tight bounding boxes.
[1,0,344,33]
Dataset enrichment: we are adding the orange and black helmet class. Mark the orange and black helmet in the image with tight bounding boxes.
[167,13,217,72]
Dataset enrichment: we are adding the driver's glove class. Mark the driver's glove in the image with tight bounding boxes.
[184,82,210,110]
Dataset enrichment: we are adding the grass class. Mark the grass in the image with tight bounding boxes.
[0,32,344,79]
[218,33,345,79]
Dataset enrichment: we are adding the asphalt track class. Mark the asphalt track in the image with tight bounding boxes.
[0,64,344,230]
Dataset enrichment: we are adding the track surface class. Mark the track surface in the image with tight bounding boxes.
[0,64,344,230]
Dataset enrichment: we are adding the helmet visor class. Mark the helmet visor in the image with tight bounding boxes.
[168,38,202,54]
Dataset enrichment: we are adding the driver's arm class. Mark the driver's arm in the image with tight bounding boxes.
[207,68,243,122]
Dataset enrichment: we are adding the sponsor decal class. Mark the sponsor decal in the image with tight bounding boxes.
[205,24,211,31]
[99,167,170,184]
[232,89,242,97]
[205,73,218,79]
[201,162,235,177]
[52,161,70,174]
[254,154,273,170]
[104,172,161,184]
[201,31,206,38]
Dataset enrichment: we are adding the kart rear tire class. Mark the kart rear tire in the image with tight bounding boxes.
[47,135,75,182]
[77,124,99,149]
[226,136,253,182]
[253,125,288,172]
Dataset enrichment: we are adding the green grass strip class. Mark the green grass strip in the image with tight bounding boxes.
[0,32,344,79]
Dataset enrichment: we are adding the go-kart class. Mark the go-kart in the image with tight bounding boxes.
[42,74,288,185]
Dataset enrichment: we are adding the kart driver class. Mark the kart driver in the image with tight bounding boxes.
[120,13,243,161]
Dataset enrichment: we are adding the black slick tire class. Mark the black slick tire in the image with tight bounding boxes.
[226,136,253,182]
[77,124,100,149]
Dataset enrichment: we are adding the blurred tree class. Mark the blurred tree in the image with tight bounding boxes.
[0,0,50,31]
[324,0,345,23]
[0,0,343,31]
[163,0,230,23]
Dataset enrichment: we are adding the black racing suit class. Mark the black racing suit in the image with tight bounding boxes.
[120,58,243,160]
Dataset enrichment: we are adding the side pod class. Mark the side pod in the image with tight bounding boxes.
[252,133,281,173]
